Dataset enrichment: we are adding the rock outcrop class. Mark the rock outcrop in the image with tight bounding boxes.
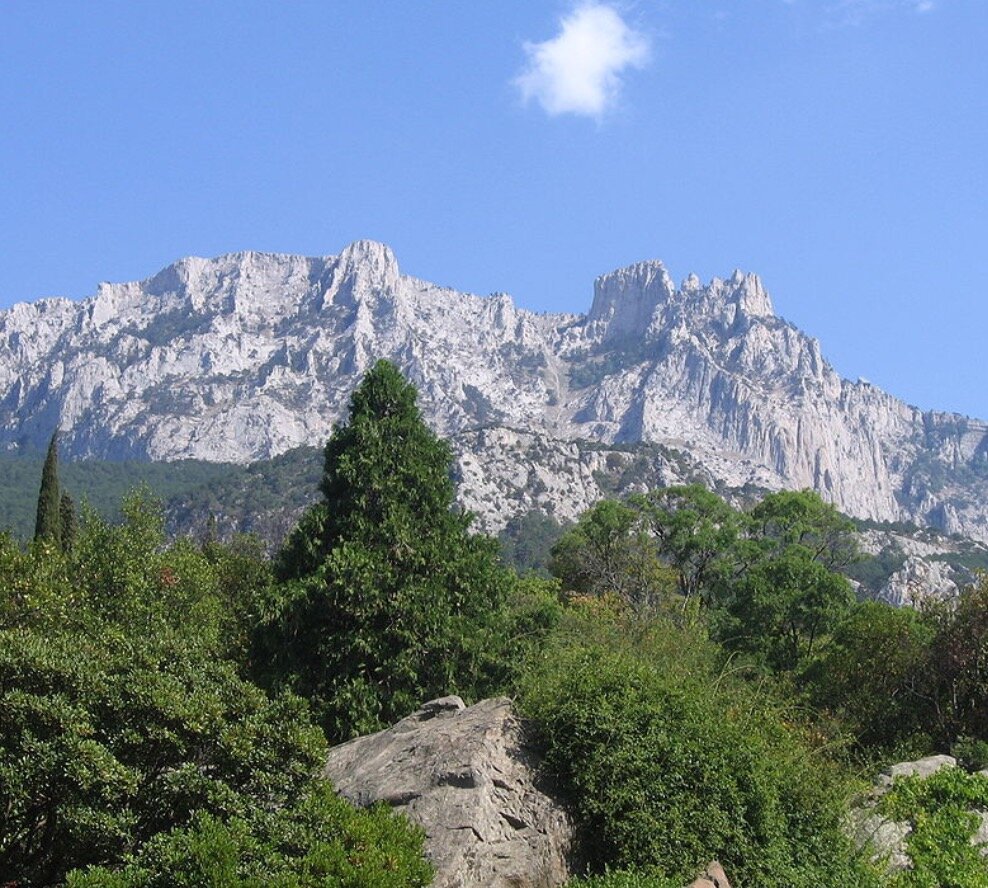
[851,755,988,875]
[323,696,578,888]
[4,241,988,538]
[878,555,959,607]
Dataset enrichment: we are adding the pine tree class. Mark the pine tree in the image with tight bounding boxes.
[261,360,513,740]
[34,431,62,544]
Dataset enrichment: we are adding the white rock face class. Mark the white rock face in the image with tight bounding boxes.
[3,240,988,537]
[878,555,959,608]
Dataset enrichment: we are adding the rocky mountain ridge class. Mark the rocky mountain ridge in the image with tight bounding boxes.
[2,240,987,538]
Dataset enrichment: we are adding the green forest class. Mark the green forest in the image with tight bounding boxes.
[3,360,987,887]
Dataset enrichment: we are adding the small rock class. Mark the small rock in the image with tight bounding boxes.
[686,860,731,888]
[878,754,956,788]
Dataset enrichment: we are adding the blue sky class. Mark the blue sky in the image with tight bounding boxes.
[1,1,986,417]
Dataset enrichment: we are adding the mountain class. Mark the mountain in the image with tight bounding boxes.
[2,240,987,539]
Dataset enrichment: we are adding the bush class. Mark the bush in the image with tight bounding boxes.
[518,608,879,887]
[0,627,328,884]
[0,495,432,886]
[953,736,988,772]
[68,784,432,888]
[880,767,988,887]
[805,601,934,752]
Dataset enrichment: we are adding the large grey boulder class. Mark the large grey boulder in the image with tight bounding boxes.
[323,696,578,888]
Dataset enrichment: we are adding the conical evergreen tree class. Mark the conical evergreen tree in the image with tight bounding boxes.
[59,492,77,551]
[34,431,62,544]
[262,360,514,740]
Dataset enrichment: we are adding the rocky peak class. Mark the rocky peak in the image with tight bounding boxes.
[587,260,675,342]
[326,239,401,308]
[726,270,773,318]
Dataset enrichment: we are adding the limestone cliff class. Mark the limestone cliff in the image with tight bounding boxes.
[2,241,987,537]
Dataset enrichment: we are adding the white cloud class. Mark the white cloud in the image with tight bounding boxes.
[515,3,650,119]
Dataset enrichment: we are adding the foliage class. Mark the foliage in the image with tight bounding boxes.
[566,869,678,888]
[34,430,63,543]
[706,490,857,671]
[748,489,859,570]
[880,768,988,887]
[0,494,430,887]
[716,548,855,670]
[518,605,878,887]
[550,487,859,672]
[550,500,675,610]
[498,509,566,576]
[60,491,78,550]
[845,544,907,597]
[631,485,740,603]
[0,450,247,541]
[953,736,988,772]
[0,627,329,884]
[924,578,988,743]
[68,785,432,888]
[807,601,934,752]
[807,580,988,754]
[256,361,518,741]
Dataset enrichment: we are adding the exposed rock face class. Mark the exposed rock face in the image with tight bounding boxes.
[3,240,988,537]
[878,555,959,607]
[322,696,578,888]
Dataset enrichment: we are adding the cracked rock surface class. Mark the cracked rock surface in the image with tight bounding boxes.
[323,696,578,888]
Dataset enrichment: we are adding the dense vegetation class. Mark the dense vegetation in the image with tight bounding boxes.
[0,448,323,544]
[3,360,987,885]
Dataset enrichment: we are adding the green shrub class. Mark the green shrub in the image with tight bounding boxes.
[518,608,879,887]
[953,736,988,772]
[68,784,432,888]
[567,869,678,888]
[805,601,934,752]
[0,494,431,886]
[880,767,988,887]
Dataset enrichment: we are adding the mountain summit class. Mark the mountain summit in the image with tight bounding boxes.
[2,241,986,537]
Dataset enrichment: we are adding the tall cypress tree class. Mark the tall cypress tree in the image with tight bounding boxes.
[59,493,77,551]
[34,431,62,544]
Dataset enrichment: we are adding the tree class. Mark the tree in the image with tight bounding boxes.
[747,489,858,571]
[632,485,740,605]
[549,499,673,610]
[925,578,988,744]
[1,493,431,887]
[60,492,77,551]
[257,360,515,740]
[719,549,855,670]
[34,430,62,544]
[807,601,934,749]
